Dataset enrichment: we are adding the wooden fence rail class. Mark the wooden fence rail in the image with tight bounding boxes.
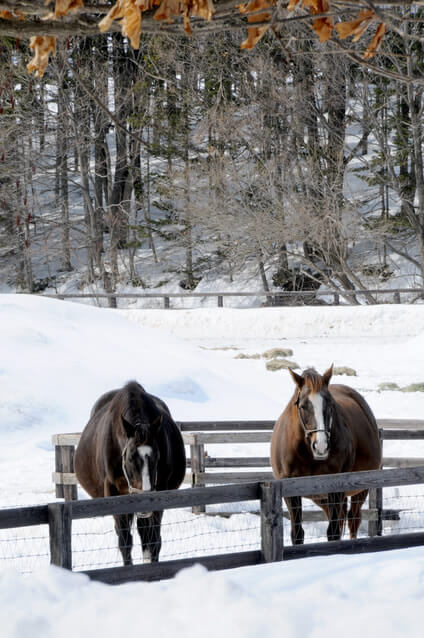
[38,287,424,308]
[3,467,424,584]
[52,419,424,502]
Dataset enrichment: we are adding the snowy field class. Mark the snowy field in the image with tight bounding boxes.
[1,294,424,637]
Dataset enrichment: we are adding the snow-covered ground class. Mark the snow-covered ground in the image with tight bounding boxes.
[1,294,424,637]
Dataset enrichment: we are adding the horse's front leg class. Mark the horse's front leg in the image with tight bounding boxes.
[326,492,345,541]
[136,510,163,562]
[285,496,304,545]
[105,481,134,566]
[113,513,134,566]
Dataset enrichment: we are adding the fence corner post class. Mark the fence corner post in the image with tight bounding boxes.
[260,480,283,563]
[48,502,73,570]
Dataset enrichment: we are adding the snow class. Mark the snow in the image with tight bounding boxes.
[2,294,424,637]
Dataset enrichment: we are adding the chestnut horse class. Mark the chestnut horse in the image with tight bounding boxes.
[271,366,382,545]
[75,381,186,565]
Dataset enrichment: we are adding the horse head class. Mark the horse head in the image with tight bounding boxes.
[289,365,335,461]
[119,383,163,515]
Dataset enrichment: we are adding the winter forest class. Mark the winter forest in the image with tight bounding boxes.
[1,2,424,303]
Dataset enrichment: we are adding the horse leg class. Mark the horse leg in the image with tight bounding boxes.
[347,490,368,539]
[285,496,304,545]
[114,513,134,566]
[340,496,348,537]
[136,511,163,562]
[326,492,345,541]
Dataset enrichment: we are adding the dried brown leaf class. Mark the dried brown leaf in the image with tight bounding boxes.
[363,22,386,59]
[153,0,180,22]
[247,11,272,23]
[44,0,84,19]
[335,10,374,41]
[27,35,56,78]
[238,0,274,15]
[312,16,332,42]
[240,24,269,49]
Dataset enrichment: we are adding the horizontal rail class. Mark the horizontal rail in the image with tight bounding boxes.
[178,421,275,431]
[195,471,274,484]
[62,466,424,521]
[51,419,424,446]
[278,466,424,498]
[70,482,261,519]
[40,288,424,300]
[81,550,263,584]
[0,504,48,529]
[4,468,423,529]
[283,530,424,561]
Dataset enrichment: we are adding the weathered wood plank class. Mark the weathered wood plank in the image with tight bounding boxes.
[379,420,424,431]
[198,471,274,484]
[81,550,263,584]
[204,457,271,468]
[52,433,81,446]
[0,505,48,529]
[71,483,261,519]
[382,430,424,439]
[178,421,275,431]
[52,472,78,486]
[51,421,424,448]
[283,530,424,560]
[261,482,283,562]
[183,432,273,444]
[48,502,72,569]
[279,466,424,498]
[191,442,206,513]
[383,458,424,468]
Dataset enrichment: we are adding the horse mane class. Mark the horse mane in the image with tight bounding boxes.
[301,368,326,393]
[114,380,150,441]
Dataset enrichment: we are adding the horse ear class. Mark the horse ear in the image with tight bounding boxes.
[289,368,304,389]
[322,364,333,386]
[122,416,136,438]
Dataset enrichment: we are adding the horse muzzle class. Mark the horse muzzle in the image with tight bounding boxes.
[312,450,329,461]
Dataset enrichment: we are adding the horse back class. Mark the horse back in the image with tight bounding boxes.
[329,384,382,472]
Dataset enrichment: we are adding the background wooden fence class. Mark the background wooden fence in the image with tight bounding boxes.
[39,287,424,309]
[3,466,424,584]
[52,418,424,502]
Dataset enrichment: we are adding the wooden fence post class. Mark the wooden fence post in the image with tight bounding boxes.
[190,440,206,514]
[217,295,223,308]
[48,502,73,569]
[54,444,78,501]
[368,429,383,537]
[164,296,170,309]
[260,481,283,562]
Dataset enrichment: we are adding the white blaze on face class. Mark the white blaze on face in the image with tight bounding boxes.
[137,445,153,491]
[309,393,328,457]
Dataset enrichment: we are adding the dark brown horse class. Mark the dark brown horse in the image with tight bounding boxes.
[271,365,382,545]
[75,381,186,565]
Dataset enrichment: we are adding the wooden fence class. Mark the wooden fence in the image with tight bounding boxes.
[40,287,424,308]
[52,418,424,503]
[3,466,424,584]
